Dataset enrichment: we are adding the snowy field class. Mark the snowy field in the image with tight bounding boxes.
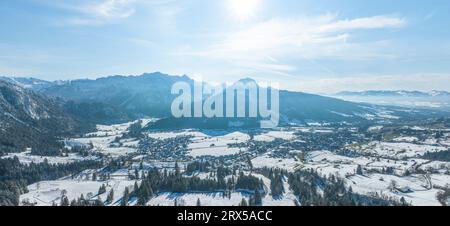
[251,153,300,172]
[393,136,419,142]
[148,130,252,157]
[348,174,442,206]
[1,151,97,164]
[69,121,144,157]
[147,192,247,206]
[188,131,250,157]
[301,150,449,206]
[147,130,209,140]
[354,141,447,158]
[253,130,296,142]
[20,170,137,206]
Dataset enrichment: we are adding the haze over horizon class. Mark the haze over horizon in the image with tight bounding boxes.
[1,0,450,93]
[5,71,450,96]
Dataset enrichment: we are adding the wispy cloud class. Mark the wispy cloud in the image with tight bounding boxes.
[177,14,406,76]
[316,15,405,32]
[29,0,134,26]
[41,0,150,26]
[77,0,137,18]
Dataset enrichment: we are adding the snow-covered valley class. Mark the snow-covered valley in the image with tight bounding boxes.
[9,119,449,206]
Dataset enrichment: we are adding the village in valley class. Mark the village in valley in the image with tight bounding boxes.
[7,117,449,206]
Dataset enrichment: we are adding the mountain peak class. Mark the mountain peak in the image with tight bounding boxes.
[235,77,258,85]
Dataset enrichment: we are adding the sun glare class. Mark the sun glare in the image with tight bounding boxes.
[227,0,262,20]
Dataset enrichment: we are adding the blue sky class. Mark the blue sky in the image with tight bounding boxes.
[1,0,450,93]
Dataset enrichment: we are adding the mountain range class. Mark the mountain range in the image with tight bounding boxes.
[0,76,57,91]
[0,79,133,155]
[332,90,450,110]
[35,73,396,125]
[335,90,450,97]
[1,72,448,135]
[0,80,91,155]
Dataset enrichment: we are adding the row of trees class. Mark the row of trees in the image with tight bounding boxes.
[235,172,264,191]
[185,161,212,175]
[132,163,265,206]
[59,193,104,206]
[134,166,228,205]
[259,168,286,197]
[422,150,450,162]
[288,169,408,206]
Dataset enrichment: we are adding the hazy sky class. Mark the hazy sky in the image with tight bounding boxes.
[1,0,450,93]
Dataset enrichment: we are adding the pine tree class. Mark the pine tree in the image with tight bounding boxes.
[134,181,139,193]
[137,181,152,206]
[239,198,248,206]
[356,165,363,175]
[107,188,114,204]
[400,197,407,206]
[196,198,201,206]
[121,187,130,206]
[60,196,70,206]
[135,168,139,180]
[254,189,262,206]
[94,197,104,206]
[175,161,181,178]
[98,184,107,195]
[148,186,154,197]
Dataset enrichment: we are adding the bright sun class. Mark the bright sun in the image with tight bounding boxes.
[227,0,262,20]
